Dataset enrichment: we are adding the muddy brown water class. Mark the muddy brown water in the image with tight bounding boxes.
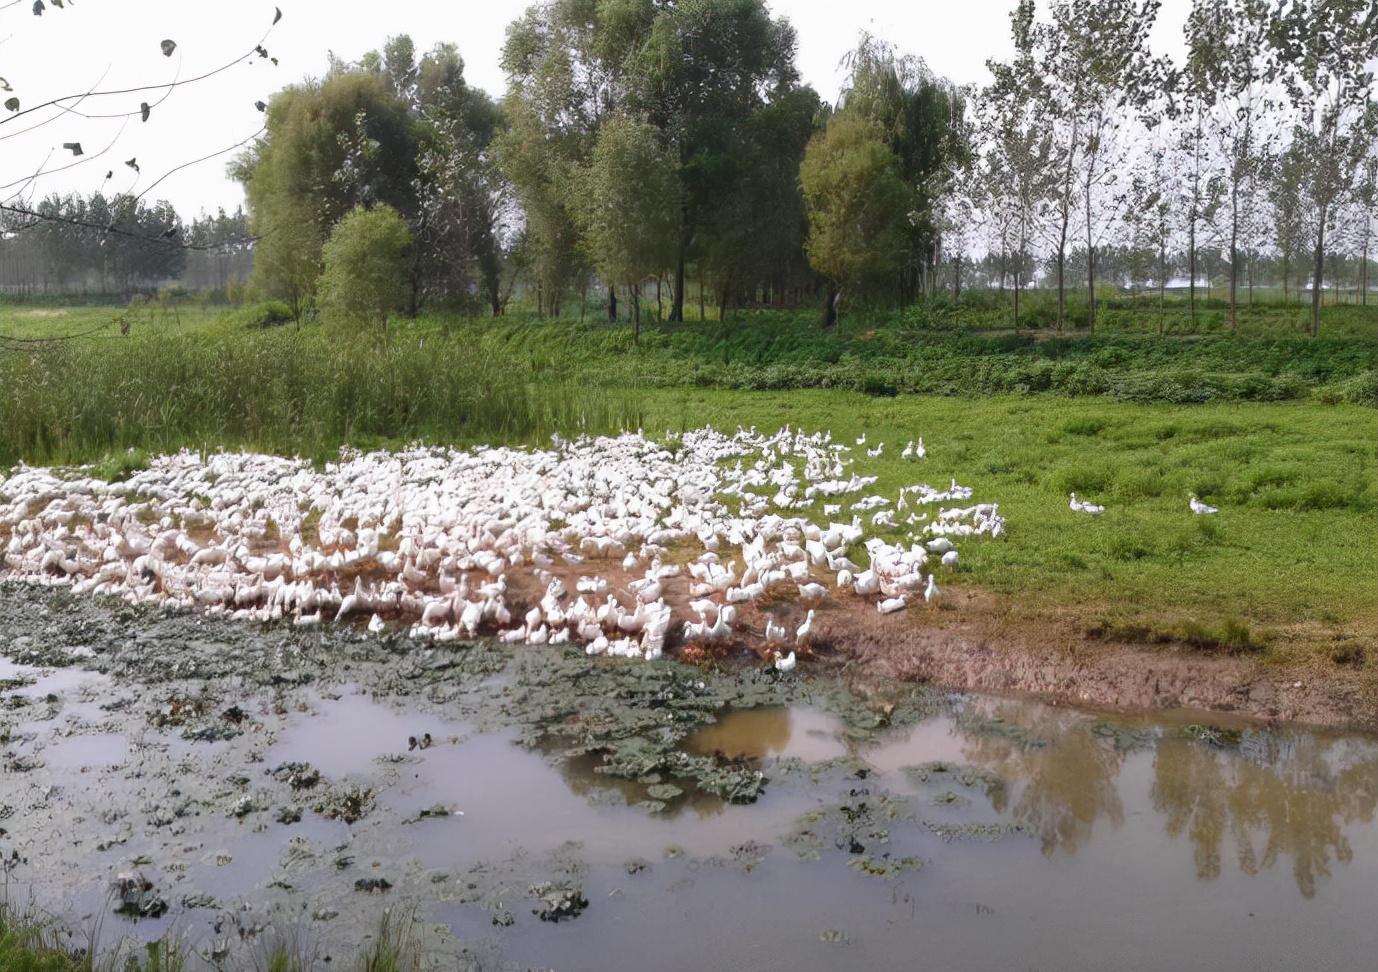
[3,638,1377,971]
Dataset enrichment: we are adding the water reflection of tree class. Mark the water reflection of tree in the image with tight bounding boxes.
[1151,734,1378,898]
[960,704,1126,855]
[958,702,1378,897]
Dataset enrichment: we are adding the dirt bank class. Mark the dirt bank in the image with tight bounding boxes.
[504,563,1375,732]
[819,589,1375,732]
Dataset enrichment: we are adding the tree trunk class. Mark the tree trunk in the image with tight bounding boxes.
[656,276,663,322]
[1084,180,1096,333]
[1055,246,1066,332]
[1013,267,1022,331]
[699,274,705,321]
[1362,238,1369,306]
[607,285,617,323]
[1187,220,1197,332]
[671,244,685,322]
[1310,208,1326,338]
[1229,188,1239,333]
[822,284,840,330]
[631,283,641,342]
[1156,241,1166,337]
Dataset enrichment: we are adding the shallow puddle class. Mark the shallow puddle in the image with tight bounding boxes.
[40,732,129,769]
[2,606,1376,971]
[685,706,850,762]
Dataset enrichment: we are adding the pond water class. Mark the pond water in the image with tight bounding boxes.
[2,650,1376,971]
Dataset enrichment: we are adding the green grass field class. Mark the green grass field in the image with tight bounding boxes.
[1,299,1374,669]
[636,389,1377,665]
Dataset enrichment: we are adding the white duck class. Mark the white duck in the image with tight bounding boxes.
[796,582,827,604]
[1069,492,1105,515]
[1189,493,1218,515]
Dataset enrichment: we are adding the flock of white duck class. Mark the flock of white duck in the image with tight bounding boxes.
[0,427,1009,671]
[1069,491,1220,516]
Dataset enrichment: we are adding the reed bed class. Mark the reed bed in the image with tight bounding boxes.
[0,325,642,467]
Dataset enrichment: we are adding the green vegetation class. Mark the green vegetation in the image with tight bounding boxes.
[0,901,180,972]
[319,205,413,328]
[801,113,912,327]
[630,388,1375,664]
[464,307,1375,405]
[1,303,1374,666]
[0,314,642,466]
[0,900,421,972]
[571,117,681,330]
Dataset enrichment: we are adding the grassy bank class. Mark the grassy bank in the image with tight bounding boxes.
[0,320,642,466]
[1,303,1374,669]
[627,389,1376,667]
[464,311,1376,405]
[5,300,1377,410]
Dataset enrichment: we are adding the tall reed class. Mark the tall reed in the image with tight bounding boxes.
[0,326,642,466]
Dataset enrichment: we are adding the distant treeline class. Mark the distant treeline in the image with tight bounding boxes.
[0,196,252,297]
[4,0,1375,335]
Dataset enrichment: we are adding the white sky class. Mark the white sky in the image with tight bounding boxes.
[0,0,1191,217]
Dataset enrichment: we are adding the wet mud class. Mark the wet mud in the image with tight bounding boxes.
[2,586,1377,970]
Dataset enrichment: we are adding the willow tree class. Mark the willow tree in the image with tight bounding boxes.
[698,86,823,316]
[572,117,680,337]
[495,0,612,317]
[838,35,970,303]
[235,72,418,315]
[801,114,911,328]
[622,0,802,320]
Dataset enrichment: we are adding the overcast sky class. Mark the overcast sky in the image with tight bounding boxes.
[1,0,1191,217]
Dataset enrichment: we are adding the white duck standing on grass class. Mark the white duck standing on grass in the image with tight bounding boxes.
[901,438,926,460]
[1189,493,1218,515]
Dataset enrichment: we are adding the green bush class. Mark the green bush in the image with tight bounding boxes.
[318,205,412,328]
[226,300,296,328]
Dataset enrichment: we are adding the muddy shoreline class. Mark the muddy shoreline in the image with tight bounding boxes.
[3,582,1377,971]
[500,562,1376,733]
[4,572,1373,733]
[820,589,1376,732]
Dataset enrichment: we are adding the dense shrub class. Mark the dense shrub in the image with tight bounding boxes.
[318,205,412,328]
